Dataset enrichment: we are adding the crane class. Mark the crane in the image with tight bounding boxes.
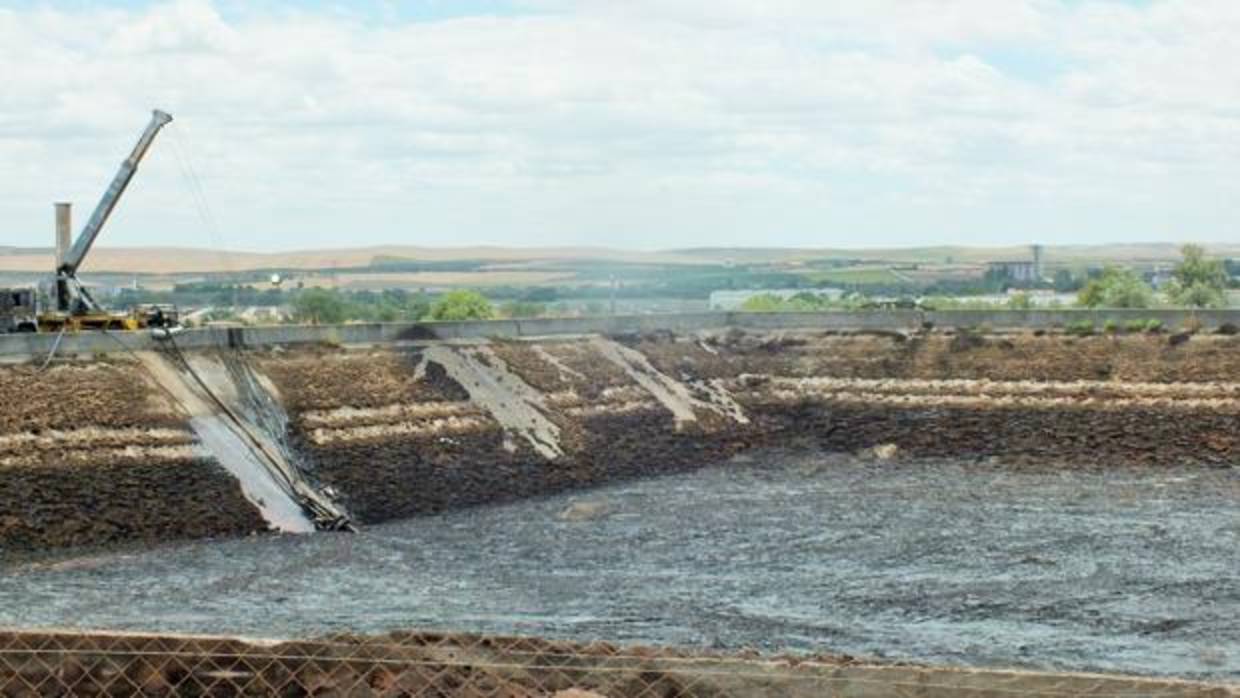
[1,109,179,333]
[54,109,172,319]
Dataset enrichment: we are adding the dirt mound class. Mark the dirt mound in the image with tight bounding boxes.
[0,458,265,555]
[0,629,1230,697]
[6,330,1240,553]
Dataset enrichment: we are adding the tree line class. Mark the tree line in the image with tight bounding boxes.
[741,245,1234,312]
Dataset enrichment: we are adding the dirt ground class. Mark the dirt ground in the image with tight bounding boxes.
[4,628,1230,697]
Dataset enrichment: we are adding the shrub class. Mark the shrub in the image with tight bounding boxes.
[1103,319,1120,334]
[1125,319,1147,333]
[1145,318,1164,333]
[739,294,786,312]
[1168,244,1228,308]
[429,290,495,321]
[1077,267,1154,308]
[1066,319,1095,336]
[292,288,348,324]
[1006,292,1034,310]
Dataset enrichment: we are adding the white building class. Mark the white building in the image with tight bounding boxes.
[709,288,845,310]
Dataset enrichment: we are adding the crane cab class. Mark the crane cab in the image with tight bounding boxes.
[0,288,38,333]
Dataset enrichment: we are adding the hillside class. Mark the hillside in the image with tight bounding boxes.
[0,242,1232,278]
[671,243,1240,265]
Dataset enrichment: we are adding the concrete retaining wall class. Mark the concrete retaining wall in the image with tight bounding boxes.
[4,308,1239,359]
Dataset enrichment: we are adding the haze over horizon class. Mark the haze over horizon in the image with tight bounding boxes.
[2,0,1238,253]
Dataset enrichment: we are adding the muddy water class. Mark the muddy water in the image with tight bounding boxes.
[2,454,1237,681]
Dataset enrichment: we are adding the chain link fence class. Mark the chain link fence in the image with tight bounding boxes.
[1,629,1233,697]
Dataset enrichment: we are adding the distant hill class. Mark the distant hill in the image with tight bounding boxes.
[0,245,709,275]
[670,244,1240,265]
[0,242,1233,276]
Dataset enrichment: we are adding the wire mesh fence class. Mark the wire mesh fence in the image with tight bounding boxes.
[0,629,1233,698]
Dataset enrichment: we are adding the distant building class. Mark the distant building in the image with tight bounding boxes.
[709,288,844,311]
[987,261,1040,284]
[987,244,1046,285]
[1147,266,1175,289]
[1005,289,1076,307]
[1031,244,1045,278]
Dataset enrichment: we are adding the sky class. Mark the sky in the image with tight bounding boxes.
[1,0,1238,252]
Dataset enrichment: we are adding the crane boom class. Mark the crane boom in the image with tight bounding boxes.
[59,110,172,276]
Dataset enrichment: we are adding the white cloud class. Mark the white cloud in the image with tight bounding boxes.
[0,0,1237,250]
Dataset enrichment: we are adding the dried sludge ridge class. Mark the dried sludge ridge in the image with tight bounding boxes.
[2,329,1238,553]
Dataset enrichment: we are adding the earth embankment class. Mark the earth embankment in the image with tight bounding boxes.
[0,360,264,553]
[253,330,1240,527]
[2,329,1238,551]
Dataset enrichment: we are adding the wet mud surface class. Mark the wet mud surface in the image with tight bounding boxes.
[2,453,1236,681]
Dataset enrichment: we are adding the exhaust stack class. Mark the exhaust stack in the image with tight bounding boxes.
[54,202,71,268]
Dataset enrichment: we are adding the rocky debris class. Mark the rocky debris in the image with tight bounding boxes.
[558,500,612,522]
[418,345,564,459]
[869,443,901,461]
[592,337,748,428]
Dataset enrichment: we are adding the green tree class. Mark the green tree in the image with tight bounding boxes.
[292,288,348,324]
[1006,292,1034,310]
[1077,267,1154,308]
[369,289,431,322]
[1168,244,1227,308]
[429,290,495,321]
[739,293,786,312]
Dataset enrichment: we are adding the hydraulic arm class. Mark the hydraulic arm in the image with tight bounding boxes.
[55,110,172,313]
